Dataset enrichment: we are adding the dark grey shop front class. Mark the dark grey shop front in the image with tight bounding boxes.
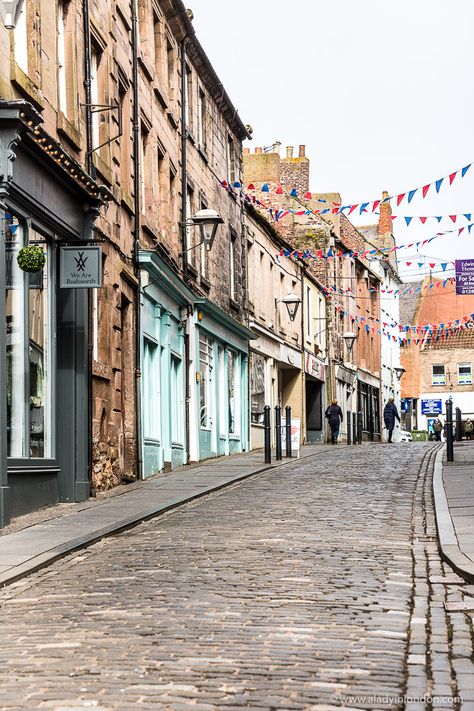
[0,102,101,526]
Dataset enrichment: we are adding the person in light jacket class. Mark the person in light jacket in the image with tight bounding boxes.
[383,397,400,443]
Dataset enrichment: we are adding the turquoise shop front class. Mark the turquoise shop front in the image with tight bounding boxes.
[192,300,253,462]
[139,251,194,476]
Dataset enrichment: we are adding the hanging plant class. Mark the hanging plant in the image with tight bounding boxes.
[17,245,46,273]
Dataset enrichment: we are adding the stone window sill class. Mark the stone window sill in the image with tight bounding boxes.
[57,112,82,152]
[10,61,44,111]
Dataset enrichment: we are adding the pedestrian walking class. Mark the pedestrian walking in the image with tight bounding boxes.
[325,399,343,444]
[433,418,443,442]
[464,418,473,440]
[383,397,400,443]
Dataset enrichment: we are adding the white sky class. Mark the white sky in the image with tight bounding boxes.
[190,0,474,281]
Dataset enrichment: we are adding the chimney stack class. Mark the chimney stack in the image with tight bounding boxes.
[255,147,263,154]
[286,146,294,158]
[299,145,305,158]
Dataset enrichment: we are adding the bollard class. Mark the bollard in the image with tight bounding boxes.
[357,411,363,444]
[285,405,292,458]
[446,399,454,462]
[455,407,462,442]
[352,412,357,445]
[275,405,282,461]
[346,410,352,445]
[264,405,271,464]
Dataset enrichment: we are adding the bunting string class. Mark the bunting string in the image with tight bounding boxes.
[224,159,473,214]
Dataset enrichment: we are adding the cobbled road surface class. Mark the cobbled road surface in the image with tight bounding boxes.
[1,443,473,711]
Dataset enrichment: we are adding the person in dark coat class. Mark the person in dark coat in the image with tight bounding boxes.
[325,399,344,444]
[383,397,400,443]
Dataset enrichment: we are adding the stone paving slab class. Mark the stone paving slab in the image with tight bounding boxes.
[434,442,474,582]
[0,444,328,588]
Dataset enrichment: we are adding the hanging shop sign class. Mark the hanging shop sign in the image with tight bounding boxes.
[59,246,103,288]
[421,399,443,415]
[455,259,474,295]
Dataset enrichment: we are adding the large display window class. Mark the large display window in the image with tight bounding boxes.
[5,215,55,460]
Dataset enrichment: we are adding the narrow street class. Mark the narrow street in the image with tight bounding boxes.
[0,444,472,710]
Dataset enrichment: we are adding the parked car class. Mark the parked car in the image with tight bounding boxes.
[400,429,413,442]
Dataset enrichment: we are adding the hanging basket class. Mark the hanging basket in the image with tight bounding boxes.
[17,245,46,273]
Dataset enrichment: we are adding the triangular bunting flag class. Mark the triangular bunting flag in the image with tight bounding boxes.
[276,185,284,195]
[304,191,312,200]
[435,178,443,193]
[464,214,472,222]
[290,188,298,197]
[436,216,442,222]
[261,183,269,192]
[397,193,406,206]
[462,164,471,178]
[247,183,255,191]
[372,200,381,213]
[419,217,427,224]
[405,216,413,226]
[449,172,457,185]
[408,189,417,203]
[449,215,457,222]
[422,184,431,198]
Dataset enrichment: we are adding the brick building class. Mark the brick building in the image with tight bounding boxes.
[400,277,474,434]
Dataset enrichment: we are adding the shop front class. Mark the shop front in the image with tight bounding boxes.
[304,351,326,443]
[139,251,195,476]
[191,300,253,462]
[0,101,101,525]
[357,373,382,442]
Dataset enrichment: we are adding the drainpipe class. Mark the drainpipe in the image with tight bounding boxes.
[83,0,94,493]
[132,0,143,479]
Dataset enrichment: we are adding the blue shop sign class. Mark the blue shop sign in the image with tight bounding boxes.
[401,398,411,412]
[421,399,442,415]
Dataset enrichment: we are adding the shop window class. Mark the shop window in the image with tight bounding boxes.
[170,355,182,443]
[199,333,213,428]
[143,338,159,438]
[228,350,240,435]
[432,364,446,386]
[251,353,266,424]
[458,363,472,385]
[5,216,54,459]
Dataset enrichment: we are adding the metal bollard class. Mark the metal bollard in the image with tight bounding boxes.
[275,405,282,461]
[285,405,292,458]
[264,405,271,464]
[346,410,352,445]
[455,407,462,442]
[446,399,454,462]
[352,412,357,445]
[357,411,363,444]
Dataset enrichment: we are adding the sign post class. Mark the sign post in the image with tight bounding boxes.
[455,259,474,295]
[281,417,301,458]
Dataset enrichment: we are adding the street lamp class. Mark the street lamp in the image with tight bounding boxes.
[184,208,224,252]
[342,331,357,355]
[394,366,406,381]
[277,292,302,322]
[0,0,24,28]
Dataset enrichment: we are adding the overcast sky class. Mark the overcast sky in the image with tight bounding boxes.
[190,0,474,281]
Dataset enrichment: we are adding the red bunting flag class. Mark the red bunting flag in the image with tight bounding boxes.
[276,185,283,195]
[372,200,381,213]
[397,194,406,206]
[348,204,359,215]
[458,227,465,234]
[419,217,427,224]
[429,263,436,268]
[247,183,255,191]
[406,262,412,266]
[391,216,397,220]
[422,184,431,198]
[449,215,457,222]
[304,191,312,200]
[449,172,457,185]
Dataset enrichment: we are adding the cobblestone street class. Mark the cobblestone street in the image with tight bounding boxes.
[0,443,473,710]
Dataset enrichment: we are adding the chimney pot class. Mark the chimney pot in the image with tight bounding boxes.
[255,147,263,154]
[243,148,250,155]
[299,145,305,158]
[286,146,294,158]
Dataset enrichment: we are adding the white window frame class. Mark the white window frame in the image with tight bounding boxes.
[432,364,446,386]
[14,1,28,74]
[458,363,472,385]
